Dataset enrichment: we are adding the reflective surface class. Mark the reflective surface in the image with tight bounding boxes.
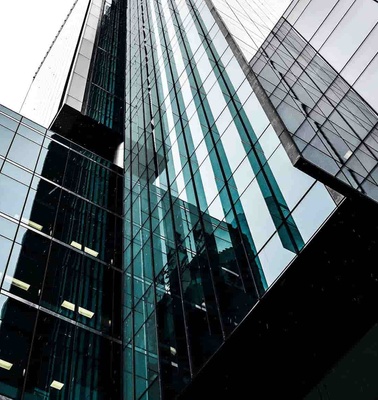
[212,0,291,60]
[84,0,127,133]
[251,18,378,204]
[0,1,355,399]
[123,0,336,398]
[0,104,122,399]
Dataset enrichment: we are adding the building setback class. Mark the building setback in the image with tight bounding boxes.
[0,0,377,399]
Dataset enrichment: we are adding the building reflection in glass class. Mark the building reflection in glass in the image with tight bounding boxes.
[0,105,122,399]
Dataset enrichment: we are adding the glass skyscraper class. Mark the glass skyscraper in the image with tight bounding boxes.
[0,105,122,399]
[1,0,378,399]
[122,0,335,397]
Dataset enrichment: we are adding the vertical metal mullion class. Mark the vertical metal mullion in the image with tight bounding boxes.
[143,0,165,397]
[167,0,261,299]
[190,0,304,255]
[154,0,206,372]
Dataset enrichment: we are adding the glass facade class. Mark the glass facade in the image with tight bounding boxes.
[283,0,378,114]
[211,0,291,60]
[250,18,378,203]
[4,0,373,399]
[0,104,122,399]
[123,0,337,398]
[84,0,127,133]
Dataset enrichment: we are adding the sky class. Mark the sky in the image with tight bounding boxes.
[0,0,292,114]
[0,0,75,112]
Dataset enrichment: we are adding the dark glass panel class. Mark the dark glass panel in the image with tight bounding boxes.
[156,269,191,399]
[0,295,37,400]
[41,242,83,319]
[69,329,121,400]
[53,191,87,247]
[63,151,115,209]
[23,178,61,237]
[24,314,75,400]
[36,140,68,185]
[42,242,122,337]
[76,259,122,337]
[3,231,50,304]
[54,190,120,265]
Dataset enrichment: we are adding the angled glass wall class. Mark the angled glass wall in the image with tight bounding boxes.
[250,18,378,203]
[123,0,337,398]
[0,104,122,399]
[211,0,292,60]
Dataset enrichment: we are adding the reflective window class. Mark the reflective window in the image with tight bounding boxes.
[0,174,28,219]
[0,295,36,400]
[7,135,41,172]
[3,232,50,304]
[23,178,60,237]
[0,125,15,157]
[0,216,18,242]
[17,124,44,145]
[0,113,19,131]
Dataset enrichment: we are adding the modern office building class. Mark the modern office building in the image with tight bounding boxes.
[0,105,123,399]
[0,0,378,399]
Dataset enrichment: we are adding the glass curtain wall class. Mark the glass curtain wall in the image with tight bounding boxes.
[211,0,292,60]
[123,0,337,398]
[250,18,378,203]
[84,0,127,133]
[0,104,122,400]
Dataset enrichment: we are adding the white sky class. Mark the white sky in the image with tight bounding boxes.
[0,0,291,114]
[0,0,75,112]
